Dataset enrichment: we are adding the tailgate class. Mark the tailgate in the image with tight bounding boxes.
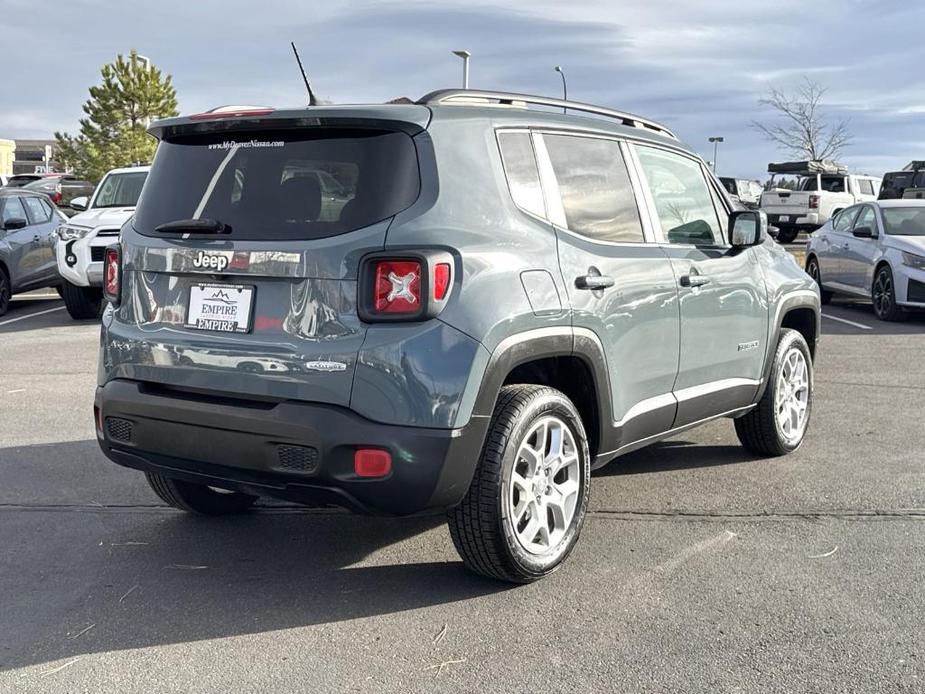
[760,190,811,215]
[103,120,425,406]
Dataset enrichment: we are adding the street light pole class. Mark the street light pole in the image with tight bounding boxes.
[554,65,567,113]
[708,136,724,173]
[452,50,471,89]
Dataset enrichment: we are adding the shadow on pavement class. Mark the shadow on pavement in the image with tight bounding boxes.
[0,461,509,672]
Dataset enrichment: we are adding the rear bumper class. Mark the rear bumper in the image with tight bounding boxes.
[95,379,488,515]
[766,212,820,228]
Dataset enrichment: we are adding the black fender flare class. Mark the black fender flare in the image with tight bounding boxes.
[756,289,821,401]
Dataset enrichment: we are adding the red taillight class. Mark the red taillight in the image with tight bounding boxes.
[374,260,421,314]
[433,262,451,301]
[103,247,121,304]
[354,449,392,478]
[51,190,62,204]
[809,194,820,209]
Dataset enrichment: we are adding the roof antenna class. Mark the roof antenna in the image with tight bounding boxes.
[291,42,317,105]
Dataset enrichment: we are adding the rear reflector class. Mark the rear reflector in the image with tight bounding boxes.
[354,449,392,477]
[374,260,421,314]
[433,262,451,301]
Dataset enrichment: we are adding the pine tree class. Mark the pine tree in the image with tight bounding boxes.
[55,51,178,181]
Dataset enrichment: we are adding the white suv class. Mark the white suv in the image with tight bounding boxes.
[55,166,149,318]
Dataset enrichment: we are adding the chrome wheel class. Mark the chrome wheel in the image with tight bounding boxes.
[508,416,580,555]
[775,348,809,443]
[807,259,821,285]
[873,269,893,318]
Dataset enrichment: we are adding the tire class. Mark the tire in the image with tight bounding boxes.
[735,328,813,457]
[0,267,9,317]
[871,265,906,322]
[146,473,258,515]
[805,256,833,305]
[61,281,102,320]
[448,384,591,583]
[775,228,798,244]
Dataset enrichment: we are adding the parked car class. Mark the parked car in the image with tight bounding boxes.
[22,175,95,211]
[879,161,925,200]
[94,92,820,583]
[4,173,47,188]
[0,189,67,315]
[805,199,925,320]
[55,166,150,319]
[760,161,881,243]
[719,177,763,209]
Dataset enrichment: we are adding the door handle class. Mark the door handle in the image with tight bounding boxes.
[575,274,615,290]
[679,274,711,288]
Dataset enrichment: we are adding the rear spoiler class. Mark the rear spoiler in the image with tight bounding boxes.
[148,105,432,141]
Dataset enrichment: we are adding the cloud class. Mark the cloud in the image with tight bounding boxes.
[1,0,923,179]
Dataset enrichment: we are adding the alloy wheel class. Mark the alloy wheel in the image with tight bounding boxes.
[508,416,581,555]
[775,348,810,444]
[873,269,893,318]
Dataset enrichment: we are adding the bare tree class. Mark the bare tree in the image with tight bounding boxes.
[752,78,852,161]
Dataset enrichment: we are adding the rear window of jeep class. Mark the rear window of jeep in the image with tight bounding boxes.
[134,129,420,240]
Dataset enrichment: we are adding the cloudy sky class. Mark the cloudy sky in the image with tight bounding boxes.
[2,0,923,179]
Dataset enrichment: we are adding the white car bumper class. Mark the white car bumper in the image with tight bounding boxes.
[56,234,116,287]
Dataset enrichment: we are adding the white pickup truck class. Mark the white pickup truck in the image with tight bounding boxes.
[760,161,881,243]
[55,166,149,318]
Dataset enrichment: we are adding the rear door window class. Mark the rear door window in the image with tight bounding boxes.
[134,129,420,240]
[858,179,875,196]
[543,134,644,244]
[497,132,545,218]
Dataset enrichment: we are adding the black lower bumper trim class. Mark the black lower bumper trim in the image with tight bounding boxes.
[96,379,488,516]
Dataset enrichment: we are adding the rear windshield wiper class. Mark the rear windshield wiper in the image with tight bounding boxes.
[154,218,230,234]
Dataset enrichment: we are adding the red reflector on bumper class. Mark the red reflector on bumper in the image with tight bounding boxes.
[354,449,392,477]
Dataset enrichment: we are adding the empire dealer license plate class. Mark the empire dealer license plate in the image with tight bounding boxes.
[186,283,255,333]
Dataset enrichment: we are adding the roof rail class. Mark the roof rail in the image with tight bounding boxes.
[417,89,676,139]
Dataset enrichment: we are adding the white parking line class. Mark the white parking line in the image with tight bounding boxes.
[0,306,66,327]
[822,312,873,331]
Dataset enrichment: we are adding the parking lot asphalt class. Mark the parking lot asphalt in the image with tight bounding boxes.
[1,288,924,693]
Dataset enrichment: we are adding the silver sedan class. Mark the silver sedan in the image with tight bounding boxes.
[804,199,925,321]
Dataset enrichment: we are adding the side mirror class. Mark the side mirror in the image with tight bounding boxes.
[69,196,88,211]
[729,209,768,248]
[852,225,875,238]
[2,217,27,231]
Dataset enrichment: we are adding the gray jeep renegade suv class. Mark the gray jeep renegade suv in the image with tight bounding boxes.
[95,91,820,583]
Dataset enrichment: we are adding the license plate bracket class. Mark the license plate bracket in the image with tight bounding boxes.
[186,283,255,333]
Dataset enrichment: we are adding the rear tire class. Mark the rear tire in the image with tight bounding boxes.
[448,385,590,583]
[61,281,102,320]
[735,328,813,456]
[775,228,798,244]
[145,473,258,515]
[805,256,833,305]
[871,265,906,322]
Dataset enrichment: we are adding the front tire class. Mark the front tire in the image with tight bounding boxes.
[735,328,813,456]
[805,256,833,305]
[0,268,10,317]
[61,281,102,320]
[872,265,906,321]
[146,473,258,515]
[448,385,590,583]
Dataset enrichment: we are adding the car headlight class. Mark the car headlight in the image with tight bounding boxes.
[57,225,91,241]
[901,251,925,270]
